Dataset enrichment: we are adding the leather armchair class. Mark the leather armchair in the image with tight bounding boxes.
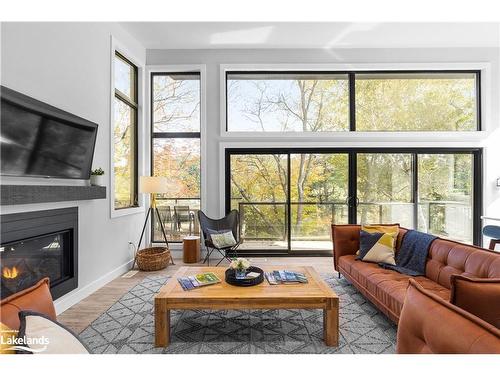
[397,279,500,354]
[0,277,56,330]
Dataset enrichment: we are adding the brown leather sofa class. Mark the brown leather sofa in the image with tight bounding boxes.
[332,224,500,353]
[397,279,500,353]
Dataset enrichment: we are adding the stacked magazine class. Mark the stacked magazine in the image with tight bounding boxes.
[264,270,308,285]
[178,272,221,291]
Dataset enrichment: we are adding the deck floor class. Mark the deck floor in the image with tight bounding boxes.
[238,240,332,251]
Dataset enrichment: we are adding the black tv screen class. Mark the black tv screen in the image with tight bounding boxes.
[1,86,98,179]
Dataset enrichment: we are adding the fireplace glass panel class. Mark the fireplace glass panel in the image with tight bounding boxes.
[0,231,71,299]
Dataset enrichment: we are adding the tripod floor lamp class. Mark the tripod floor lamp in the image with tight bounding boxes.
[137,176,171,251]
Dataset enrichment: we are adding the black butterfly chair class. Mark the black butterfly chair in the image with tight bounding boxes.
[198,209,241,266]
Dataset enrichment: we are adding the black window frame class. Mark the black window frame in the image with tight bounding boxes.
[150,71,202,243]
[225,70,481,132]
[225,147,483,256]
[113,51,139,210]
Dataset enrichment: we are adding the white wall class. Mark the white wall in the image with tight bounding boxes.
[1,29,499,313]
[0,22,147,313]
[147,47,500,235]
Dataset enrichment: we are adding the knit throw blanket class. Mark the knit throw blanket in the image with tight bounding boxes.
[379,230,437,276]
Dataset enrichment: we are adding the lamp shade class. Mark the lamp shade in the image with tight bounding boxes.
[139,176,169,194]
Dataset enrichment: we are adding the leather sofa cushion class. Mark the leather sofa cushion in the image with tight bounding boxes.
[339,255,450,317]
[450,275,500,329]
[397,279,500,354]
[0,278,56,331]
[411,277,450,301]
[425,239,500,288]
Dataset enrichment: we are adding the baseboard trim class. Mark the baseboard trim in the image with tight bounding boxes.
[54,258,134,315]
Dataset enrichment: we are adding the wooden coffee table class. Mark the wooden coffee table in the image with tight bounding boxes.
[154,266,339,347]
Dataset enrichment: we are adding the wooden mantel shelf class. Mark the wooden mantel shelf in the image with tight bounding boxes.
[0,185,106,206]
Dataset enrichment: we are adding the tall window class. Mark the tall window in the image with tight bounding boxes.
[113,52,138,209]
[151,72,201,242]
[226,71,479,132]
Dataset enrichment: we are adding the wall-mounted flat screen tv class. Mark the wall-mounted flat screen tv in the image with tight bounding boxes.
[1,86,98,179]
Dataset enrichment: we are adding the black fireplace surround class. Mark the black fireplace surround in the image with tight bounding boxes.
[0,207,78,300]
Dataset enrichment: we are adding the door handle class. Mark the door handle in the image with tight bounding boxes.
[345,196,353,207]
[345,196,359,207]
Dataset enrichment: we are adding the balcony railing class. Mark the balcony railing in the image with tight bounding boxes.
[152,197,200,242]
[235,200,472,245]
[152,198,472,245]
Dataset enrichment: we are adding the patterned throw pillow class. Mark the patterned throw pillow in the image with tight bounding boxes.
[355,224,399,255]
[207,229,237,249]
[357,225,399,265]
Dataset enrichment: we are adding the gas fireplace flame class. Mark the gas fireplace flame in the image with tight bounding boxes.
[2,266,19,279]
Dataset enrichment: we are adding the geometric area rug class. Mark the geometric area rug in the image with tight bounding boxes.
[79,274,397,354]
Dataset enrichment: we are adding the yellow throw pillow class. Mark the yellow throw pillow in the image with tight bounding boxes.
[362,224,399,236]
[0,323,17,354]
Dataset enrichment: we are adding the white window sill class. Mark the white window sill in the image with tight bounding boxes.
[111,205,145,219]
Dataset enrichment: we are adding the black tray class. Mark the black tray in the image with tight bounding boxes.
[225,266,264,287]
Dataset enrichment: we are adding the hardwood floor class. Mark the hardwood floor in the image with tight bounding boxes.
[57,254,335,334]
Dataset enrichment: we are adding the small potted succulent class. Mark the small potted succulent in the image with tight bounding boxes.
[230,257,251,279]
[90,168,105,186]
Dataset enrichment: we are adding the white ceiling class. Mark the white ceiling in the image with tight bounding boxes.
[120,22,500,50]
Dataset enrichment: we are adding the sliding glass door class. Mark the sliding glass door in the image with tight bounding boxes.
[230,154,288,251]
[357,153,414,228]
[229,152,349,252]
[226,148,481,254]
[290,153,349,251]
[417,153,474,243]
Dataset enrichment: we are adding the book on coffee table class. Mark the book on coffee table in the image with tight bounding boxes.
[265,270,308,285]
[177,272,221,291]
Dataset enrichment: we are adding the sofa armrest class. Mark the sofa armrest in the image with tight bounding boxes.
[397,279,500,354]
[0,277,56,331]
[331,224,361,271]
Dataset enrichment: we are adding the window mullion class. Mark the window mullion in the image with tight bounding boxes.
[115,91,138,109]
[412,153,419,230]
[152,132,200,139]
[349,73,356,132]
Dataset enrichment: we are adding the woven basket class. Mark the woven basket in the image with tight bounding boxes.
[135,247,171,271]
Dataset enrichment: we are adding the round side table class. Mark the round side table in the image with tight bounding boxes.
[183,236,200,263]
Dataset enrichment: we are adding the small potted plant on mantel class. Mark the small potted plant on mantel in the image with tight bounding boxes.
[90,168,105,186]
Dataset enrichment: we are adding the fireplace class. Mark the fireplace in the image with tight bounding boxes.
[1,207,78,300]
